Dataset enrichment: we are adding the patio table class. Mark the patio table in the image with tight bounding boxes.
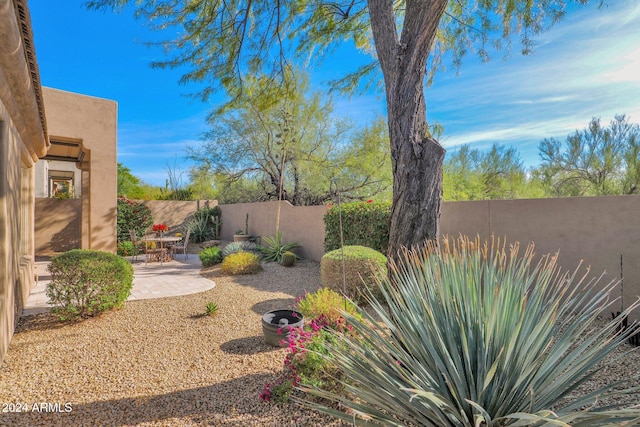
[141,235,182,264]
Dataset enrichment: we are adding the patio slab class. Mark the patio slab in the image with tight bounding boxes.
[23,255,215,316]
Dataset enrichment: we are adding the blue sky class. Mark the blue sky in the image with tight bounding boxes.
[28,1,640,186]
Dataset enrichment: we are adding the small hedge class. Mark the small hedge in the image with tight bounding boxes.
[320,245,387,303]
[46,249,134,320]
[324,201,390,254]
[221,251,262,275]
[200,246,223,267]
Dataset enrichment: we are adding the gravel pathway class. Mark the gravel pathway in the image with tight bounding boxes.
[0,260,347,426]
[1,259,639,426]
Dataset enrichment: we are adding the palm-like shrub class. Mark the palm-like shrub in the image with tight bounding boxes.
[300,236,640,426]
[259,231,299,262]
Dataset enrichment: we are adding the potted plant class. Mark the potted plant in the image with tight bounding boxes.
[233,213,251,242]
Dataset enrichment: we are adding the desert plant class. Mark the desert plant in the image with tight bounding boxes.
[220,251,261,275]
[116,240,136,257]
[116,197,153,243]
[320,245,387,303]
[46,249,134,320]
[300,236,640,426]
[222,241,258,257]
[199,246,223,267]
[263,288,359,404]
[296,288,361,327]
[205,301,219,316]
[259,230,300,263]
[281,251,297,267]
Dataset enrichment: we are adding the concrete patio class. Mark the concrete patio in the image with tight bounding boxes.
[24,255,215,315]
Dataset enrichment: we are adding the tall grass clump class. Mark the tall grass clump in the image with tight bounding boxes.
[299,236,640,426]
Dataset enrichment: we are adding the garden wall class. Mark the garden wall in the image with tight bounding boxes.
[35,198,82,255]
[218,196,640,317]
[33,195,640,317]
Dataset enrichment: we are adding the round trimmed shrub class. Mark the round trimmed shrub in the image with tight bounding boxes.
[221,251,262,275]
[320,245,387,303]
[199,246,223,267]
[46,249,134,320]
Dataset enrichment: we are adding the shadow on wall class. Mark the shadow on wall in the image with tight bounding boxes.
[35,198,81,255]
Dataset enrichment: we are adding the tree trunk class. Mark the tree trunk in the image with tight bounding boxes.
[368,0,447,261]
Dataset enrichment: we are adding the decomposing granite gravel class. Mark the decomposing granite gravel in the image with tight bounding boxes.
[1,259,638,426]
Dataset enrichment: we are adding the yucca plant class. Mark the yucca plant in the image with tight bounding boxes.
[259,230,299,263]
[297,236,640,426]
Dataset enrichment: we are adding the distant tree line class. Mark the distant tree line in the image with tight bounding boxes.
[444,114,640,201]
[118,114,640,203]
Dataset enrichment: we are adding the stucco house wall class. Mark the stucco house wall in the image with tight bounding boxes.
[41,87,117,253]
[0,0,49,363]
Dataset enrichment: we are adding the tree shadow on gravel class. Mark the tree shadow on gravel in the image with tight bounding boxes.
[220,335,282,355]
[0,372,344,427]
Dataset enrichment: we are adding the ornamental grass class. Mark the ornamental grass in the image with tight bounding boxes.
[298,235,640,426]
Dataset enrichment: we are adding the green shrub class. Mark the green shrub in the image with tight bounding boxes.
[280,251,297,267]
[221,251,261,275]
[46,249,134,320]
[222,241,257,257]
[302,236,640,425]
[324,200,390,253]
[116,240,136,257]
[117,197,153,243]
[259,231,300,263]
[320,245,387,303]
[199,246,223,267]
[297,288,361,327]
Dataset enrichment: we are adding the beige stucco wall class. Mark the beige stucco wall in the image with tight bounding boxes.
[41,87,117,253]
[0,0,48,364]
[219,201,328,261]
[441,196,640,316]
[142,200,215,232]
[34,198,82,255]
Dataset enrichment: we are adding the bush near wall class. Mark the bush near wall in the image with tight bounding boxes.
[320,245,387,303]
[46,249,134,320]
[324,200,390,254]
[117,197,153,242]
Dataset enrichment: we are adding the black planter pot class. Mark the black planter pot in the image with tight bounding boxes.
[262,309,304,347]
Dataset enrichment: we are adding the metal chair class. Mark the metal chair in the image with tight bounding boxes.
[128,230,140,261]
[169,228,191,260]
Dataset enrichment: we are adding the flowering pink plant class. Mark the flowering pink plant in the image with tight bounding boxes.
[152,223,168,233]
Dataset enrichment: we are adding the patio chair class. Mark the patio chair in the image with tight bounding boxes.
[143,234,167,264]
[169,228,191,261]
[128,230,140,261]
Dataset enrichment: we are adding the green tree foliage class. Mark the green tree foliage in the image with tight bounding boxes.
[117,163,146,199]
[443,144,529,200]
[188,73,391,205]
[116,197,153,242]
[536,114,640,196]
[87,0,593,255]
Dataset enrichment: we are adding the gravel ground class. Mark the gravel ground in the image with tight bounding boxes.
[1,259,639,426]
[0,260,347,426]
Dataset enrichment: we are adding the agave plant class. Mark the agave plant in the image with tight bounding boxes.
[221,241,258,258]
[297,236,640,426]
[259,230,299,263]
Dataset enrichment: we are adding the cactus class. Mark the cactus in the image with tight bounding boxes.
[281,251,297,267]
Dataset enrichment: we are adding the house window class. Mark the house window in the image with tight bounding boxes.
[49,171,74,198]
